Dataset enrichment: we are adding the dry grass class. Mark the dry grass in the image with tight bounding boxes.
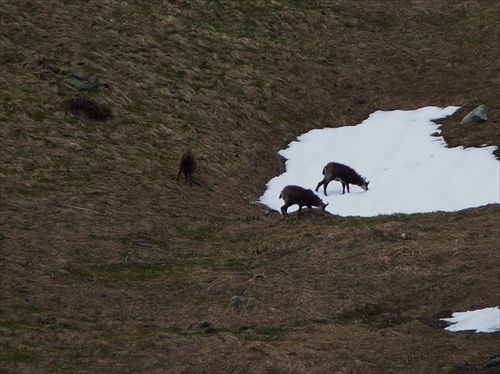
[1,0,499,373]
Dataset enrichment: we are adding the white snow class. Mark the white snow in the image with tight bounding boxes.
[259,106,500,334]
[441,307,500,333]
[259,106,500,217]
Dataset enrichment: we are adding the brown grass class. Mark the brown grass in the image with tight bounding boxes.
[1,0,499,373]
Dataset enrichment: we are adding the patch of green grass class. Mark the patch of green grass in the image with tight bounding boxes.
[336,303,413,328]
[0,343,38,364]
[53,344,76,351]
[2,186,35,197]
[334,212,434,230]
[63,261,189,282]
[136,339,158,350]
[171,222,221,244]
[10,303,44,313]
[27,110,46,122]
[165,325,183,334]
[242,325,292,342]
[121,233,171,249]
[193,323,292,341]
[63,248,222,284]
[0,320,34,329]
[220,258,257,271]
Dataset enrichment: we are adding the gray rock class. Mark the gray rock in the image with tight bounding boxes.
[230,296,254,306]
[486,354,500,368]
[400,233,410,240]
[461,104,487,124]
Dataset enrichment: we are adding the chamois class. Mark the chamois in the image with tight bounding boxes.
[176,150,197,186]
[279,185,328,221]
[315,162,369,196]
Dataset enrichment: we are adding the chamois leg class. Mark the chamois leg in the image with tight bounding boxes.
[315,180,324,193]
[323,180,330,196]
[339,180,347,194]
[178,170,190,185]
[185,172,192,186]
[281,204,291,221]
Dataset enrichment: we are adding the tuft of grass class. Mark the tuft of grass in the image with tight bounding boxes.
[27,110,46,122]
[337,303,385,322]
[336,303,414,328]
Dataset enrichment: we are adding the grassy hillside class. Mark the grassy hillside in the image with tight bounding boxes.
[1,1,499,372]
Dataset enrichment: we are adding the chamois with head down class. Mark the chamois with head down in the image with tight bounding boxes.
[176,150,197,186]
[279,185,328,221]
[315,162,369,196]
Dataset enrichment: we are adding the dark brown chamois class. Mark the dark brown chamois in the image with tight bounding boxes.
[315,162,369,196]
[176,150,197,186]
[279,185,328,221]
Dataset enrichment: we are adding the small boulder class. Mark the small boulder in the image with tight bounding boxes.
[486,354,500,368]
[461,104,487,124]
[63,94,112,121]
[230,296,254,307]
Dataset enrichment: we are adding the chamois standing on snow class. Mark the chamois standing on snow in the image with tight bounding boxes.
[315,162,369,196]
[176,150,197,186]
[279,185,328,221]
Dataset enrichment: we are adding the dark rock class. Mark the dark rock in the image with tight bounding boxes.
[204,326,217,334]
[63,94,112,121]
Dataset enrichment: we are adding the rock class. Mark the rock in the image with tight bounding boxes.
[204,326,217,334]
[400,233,410,239]
[486,354,500,368]
[63,94,112,121]
[199,321,217,333]
[230,296,254,306]
[461,104,487,124]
